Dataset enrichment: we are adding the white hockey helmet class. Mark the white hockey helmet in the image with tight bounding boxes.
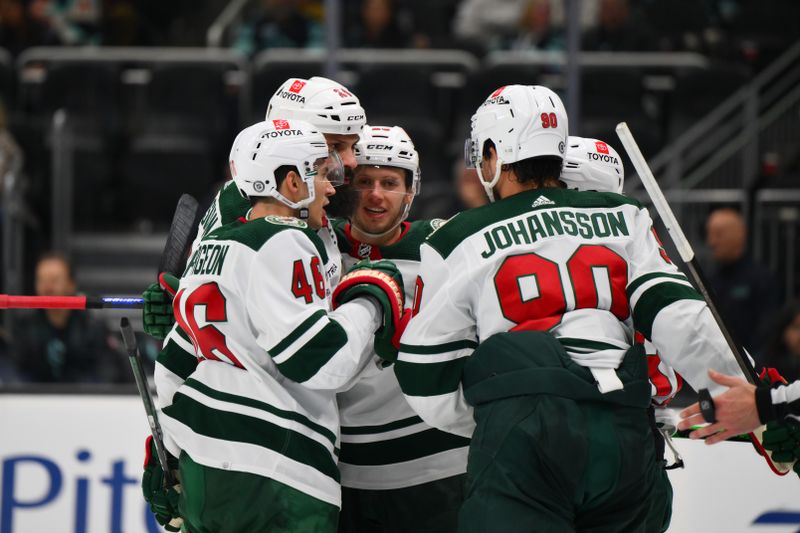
[560,136,624,194]
[355,125,421,196]
[465,85,568,202]
[266,76,367,135]
[229,119,344,213]
[351,125,421,237]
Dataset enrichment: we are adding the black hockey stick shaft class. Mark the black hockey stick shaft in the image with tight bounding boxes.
[120,317,176,487]
[616,122,758,384]
[158,193,199,277]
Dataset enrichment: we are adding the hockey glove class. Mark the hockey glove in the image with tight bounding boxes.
[761,422,800,478]
[332,259,405,363]
[141,435,183,531]
[142,273,180,339]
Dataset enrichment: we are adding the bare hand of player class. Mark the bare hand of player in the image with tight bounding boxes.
[677,369,760,445]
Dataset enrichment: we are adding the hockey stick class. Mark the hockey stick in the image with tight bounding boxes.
[120,317,183,530]
[0,194,199,310]
[615,122,791,475]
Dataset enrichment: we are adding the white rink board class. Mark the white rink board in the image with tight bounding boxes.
[3,395,800,532]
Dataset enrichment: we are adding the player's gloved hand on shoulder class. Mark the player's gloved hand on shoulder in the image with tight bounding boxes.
[143,273,180,340]
[332,259,405,363]
[761,421,800,478]
[142,435,183,531]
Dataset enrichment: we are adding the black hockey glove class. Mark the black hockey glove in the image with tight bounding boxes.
[142,273,180,339]
[141,435,183,531]
[332,259,406,363]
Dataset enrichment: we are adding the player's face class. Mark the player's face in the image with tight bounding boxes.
[351,166,411,241]
[323,133,360,170]
[307,175,336,230]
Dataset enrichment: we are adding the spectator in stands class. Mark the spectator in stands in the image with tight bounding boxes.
[762,302,800,382]
[11,252,125,383]
[0,0,28,54]
[234,0,323,56]
[28,0,102,46]
[499,0,564,51]
[705,207,783,359]
[582,0,656,52]
[345,0,413,49]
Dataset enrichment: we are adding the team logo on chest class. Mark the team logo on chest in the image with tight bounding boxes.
[357,242,372,258]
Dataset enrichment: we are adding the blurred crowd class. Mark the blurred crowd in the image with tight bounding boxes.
[0,0,794,67]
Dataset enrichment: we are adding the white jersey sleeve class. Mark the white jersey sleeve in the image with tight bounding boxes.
[626,207,749,395]
[396,241,478,438]
[242,229,379,390]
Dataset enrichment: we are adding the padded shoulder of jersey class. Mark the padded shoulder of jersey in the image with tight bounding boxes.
[206,217,328,263]
[426,188,641,259]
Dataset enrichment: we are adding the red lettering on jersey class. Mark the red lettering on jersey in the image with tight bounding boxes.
[272,119,290,130]
[595,141,609,154]
[289,80,306,93]
[490,86,506,98]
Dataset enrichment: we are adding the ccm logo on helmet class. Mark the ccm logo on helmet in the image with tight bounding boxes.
[348,115,365,121]
[587,152,619,164]
[595,141,609,154]
[366,144,392,150]
[277,89,306,103]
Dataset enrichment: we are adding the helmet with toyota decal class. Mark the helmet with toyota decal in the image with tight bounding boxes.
[465,85,568,202]
[229,119,344,213]
[560,136,624,194]
[266,76,367,135]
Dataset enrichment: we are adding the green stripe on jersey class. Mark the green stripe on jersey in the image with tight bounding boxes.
[206,217,328,263]
[399,339,478,355]
[626,272,689,298]
[163,391,339,482]
[184,378,337,446]
[156,338,198,381]
[275,321,349,383]
[632,282,704,339]
[395,358,465,397]
[341,415,423,435]
[339,428,469,466]
[427,189,641,259]
[269,310,326,357]
[558,338,624,352]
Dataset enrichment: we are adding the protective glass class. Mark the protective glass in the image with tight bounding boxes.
[463,138,478,169]
[314,150,345,186]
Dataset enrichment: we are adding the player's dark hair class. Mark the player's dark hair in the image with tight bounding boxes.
[482,139,563,188]
[249,165,297,207]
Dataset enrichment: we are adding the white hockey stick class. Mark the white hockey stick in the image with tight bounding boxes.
[616,122,792,475]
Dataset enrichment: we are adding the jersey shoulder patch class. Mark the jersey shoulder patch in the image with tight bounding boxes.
[264,215,308,229]
[206,217,327,262]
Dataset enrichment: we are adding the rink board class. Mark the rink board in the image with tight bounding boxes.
[2,394,800,533]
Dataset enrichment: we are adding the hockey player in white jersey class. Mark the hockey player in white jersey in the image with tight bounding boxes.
[331,126,467,532]
[395,85,750,532]
[142,75,367,339]
[146,119,406,532]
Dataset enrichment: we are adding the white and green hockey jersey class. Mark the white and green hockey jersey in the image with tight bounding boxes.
[158,215,380,508]
[154,180,342,418]
[397,188,748,438]
[332,219,469,490]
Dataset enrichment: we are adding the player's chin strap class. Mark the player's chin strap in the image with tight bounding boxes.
[476,157,504,203]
